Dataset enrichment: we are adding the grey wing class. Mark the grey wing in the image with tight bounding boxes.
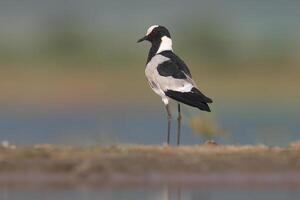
[173,54,192,78]
[154,59,196,93]
[159,51,192,78]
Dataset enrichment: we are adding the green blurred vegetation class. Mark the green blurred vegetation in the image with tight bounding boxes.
[0,18,299,108]
[190,114,225,141]
[0,0,299,108]
[0,18,299,72]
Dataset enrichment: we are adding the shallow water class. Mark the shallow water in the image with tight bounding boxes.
[1,183,300,200]
[0,104,299,146]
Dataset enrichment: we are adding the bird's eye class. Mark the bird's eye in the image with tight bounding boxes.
[148,29,158,38]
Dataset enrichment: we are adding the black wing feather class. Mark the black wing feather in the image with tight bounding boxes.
[165,88,212,112]
[157,60,187,79]
[191,87,213,103]
[159,51,192,78]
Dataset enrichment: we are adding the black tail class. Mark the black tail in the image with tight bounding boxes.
[165,87,213,112]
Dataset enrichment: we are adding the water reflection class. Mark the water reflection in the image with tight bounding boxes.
[2,182,300,200]
[165,186,182,200]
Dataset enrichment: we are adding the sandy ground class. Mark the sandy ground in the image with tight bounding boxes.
[1,143,300,185]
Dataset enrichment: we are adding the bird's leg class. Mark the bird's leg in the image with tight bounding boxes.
[177,103,182,146]
[165,104,172,145]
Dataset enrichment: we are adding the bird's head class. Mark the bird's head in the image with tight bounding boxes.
[138,25,173,54]
[137,25,171,43]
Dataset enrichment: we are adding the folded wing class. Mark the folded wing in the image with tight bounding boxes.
[155,53,213,111]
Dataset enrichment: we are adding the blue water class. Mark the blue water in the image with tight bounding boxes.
[0,104,299,146]
[1,184,300,200]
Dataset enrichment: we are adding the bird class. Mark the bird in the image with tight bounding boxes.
[138,25,213,146]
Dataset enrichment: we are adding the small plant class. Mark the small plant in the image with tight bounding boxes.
[189,115,225,141]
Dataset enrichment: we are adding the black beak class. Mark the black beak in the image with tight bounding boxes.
[137,36,148,43]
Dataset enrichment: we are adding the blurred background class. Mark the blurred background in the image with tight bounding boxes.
[0,0,300,146]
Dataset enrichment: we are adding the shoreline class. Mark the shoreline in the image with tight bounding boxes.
[1,144,300,185]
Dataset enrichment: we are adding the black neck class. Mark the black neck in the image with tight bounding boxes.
[146,39,161,64]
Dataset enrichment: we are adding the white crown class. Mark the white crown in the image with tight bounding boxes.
[146,25,159,36]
